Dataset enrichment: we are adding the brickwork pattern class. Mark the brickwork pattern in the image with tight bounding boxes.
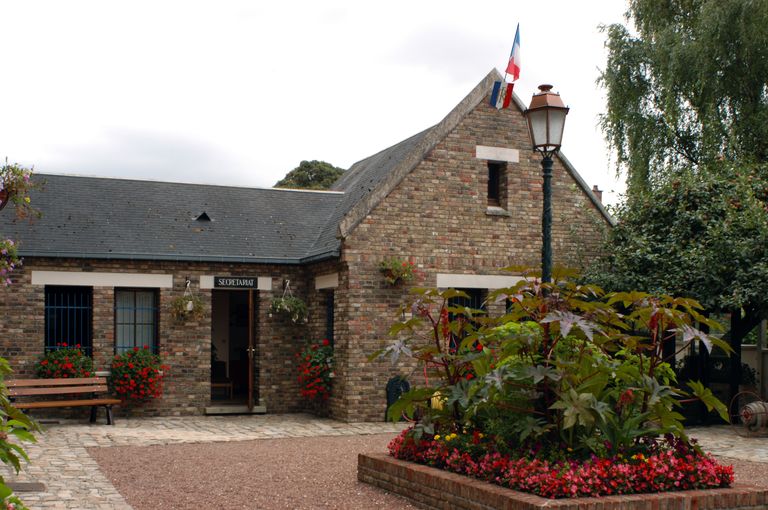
[338,97,610,421]
[359,453,768,510]
[0,258,316,415]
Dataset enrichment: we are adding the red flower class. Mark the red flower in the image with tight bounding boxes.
[322,339,330,347]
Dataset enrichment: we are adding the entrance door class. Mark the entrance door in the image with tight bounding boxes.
[211,290,257,409]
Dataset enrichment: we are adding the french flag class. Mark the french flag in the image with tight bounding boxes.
[490,81,514,109]
[506,24,521,82]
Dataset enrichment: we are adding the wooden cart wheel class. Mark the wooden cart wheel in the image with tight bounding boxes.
[730,391,766,435]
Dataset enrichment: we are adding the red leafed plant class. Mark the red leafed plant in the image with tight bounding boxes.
[388,428,733,499]
[108,347,169,405]
[35,344,93,378]
[297,339,334,401]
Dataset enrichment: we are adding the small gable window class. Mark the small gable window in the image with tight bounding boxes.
[487,162,507,209]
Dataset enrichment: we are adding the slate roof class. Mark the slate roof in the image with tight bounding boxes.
[2,175,344,264]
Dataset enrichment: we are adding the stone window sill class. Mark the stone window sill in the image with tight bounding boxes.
[485,206,510,217]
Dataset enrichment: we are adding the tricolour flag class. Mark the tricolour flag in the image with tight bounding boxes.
[506,24,521,82]
[490,81,514,110]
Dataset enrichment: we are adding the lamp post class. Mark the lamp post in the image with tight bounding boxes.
[523,84,569,283]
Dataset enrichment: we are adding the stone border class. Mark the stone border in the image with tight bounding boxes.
[358,453,768,509]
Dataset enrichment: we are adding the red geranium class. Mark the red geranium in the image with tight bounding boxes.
[35,346,93,379]
[108,347,169,405]
[296,340,333,401]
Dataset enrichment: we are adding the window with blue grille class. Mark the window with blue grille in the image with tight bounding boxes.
[115,289,158,354]
[44,286,93,355]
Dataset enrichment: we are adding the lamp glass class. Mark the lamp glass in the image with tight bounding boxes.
[528,109,549,148]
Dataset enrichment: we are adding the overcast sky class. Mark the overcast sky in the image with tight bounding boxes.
[1,1,629,205]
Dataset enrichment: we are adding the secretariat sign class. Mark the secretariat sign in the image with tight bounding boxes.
[214,276,260,289]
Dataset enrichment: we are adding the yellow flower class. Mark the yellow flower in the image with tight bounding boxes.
[433,434,441,441]
[24,196,30,203]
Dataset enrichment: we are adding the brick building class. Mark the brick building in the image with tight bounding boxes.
[0,70,612,421]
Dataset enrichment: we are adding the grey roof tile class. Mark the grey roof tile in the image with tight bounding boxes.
[1,175,344,263]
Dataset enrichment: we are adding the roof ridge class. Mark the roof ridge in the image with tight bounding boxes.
[36,173,345,195]
[337,68,503,238]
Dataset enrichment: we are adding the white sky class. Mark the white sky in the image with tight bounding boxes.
[1,1,629,205]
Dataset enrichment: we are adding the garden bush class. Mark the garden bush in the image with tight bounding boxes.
[35,344,93,379]
[373,277,734,498]
[108,347,168,404]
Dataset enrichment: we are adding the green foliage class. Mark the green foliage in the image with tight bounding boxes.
[269,296,308,324]
[274,160,345,190]
[108,347,169,405]
[379,258,415,286]
[297,339,334,401]
[169,294,205,322]
[0,161,40,218]
[600,0,768,197]
[0,357,38,510]
[373,278,730,457]
[584,165,768,317]
[35,346,94,378]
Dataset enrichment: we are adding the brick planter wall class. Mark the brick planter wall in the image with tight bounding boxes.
[358,453,768,510]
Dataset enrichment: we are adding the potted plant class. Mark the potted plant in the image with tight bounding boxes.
[35,343,94,378]
[0,161,39,217]
[108,346,169,404]
[269,296,308,324]
[169,293,204,321]
[379,258,415,286]
[297,339,334,402]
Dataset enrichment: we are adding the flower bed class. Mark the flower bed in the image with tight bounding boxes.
[387,428,732,499]
[359,452,767,510]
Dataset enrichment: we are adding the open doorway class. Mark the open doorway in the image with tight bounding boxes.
[211,290,257,407]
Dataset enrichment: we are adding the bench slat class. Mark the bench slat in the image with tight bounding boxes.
[9,385,109,397]
[7,377,107,388]
[15,398,121,409]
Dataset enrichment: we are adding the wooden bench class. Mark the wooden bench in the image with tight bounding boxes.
[7,377,121,425]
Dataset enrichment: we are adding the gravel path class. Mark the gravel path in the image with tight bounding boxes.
[86,428,768,510]
[88,433,416,510]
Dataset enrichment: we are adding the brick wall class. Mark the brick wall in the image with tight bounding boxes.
[359,453,768,510]
[0,257,314,416]
[337,96,611,421]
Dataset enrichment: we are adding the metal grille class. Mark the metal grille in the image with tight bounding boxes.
[44,286,93,355]
[115,289,158,354]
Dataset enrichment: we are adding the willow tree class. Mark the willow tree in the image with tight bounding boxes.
[601,0,768,197]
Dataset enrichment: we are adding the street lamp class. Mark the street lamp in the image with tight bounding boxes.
[523,84,569,283]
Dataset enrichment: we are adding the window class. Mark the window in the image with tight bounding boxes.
[325,290,335,346]
[487,162,507,208]
[115,289,158,354]
[45,286,93,354]
[447,288,487,352]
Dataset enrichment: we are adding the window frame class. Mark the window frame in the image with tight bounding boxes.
[486,161,508,209]
[44,285,94,355]
[114,287,159,355]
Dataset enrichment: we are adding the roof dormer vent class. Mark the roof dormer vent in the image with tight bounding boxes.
[194,211,211,222]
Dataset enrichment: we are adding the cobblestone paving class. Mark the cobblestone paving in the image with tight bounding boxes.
[688,425,768,463]
[3,414,407,509]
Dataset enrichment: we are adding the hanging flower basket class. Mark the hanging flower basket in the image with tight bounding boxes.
[170,294,204,321]
[379,258,415,286]
[269,296,308,324]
